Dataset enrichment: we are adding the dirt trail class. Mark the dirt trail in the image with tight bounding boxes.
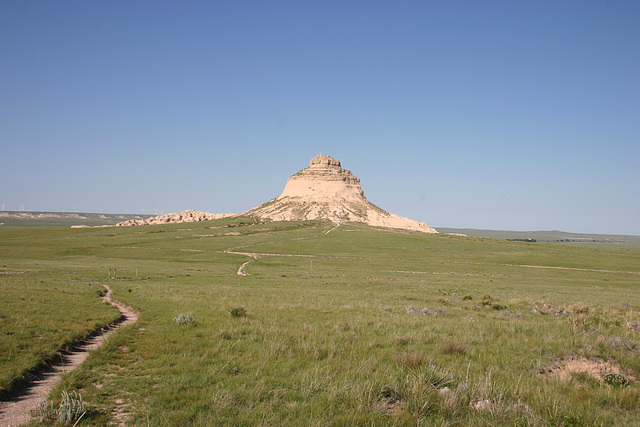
[0,285,139,427]
[227,224,338,276]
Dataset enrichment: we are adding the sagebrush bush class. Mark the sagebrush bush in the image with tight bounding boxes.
[569,304,590,315]
[479,294,493,307]
[36,400,57,420]
[37,390,85,425]
[173,313,195,325]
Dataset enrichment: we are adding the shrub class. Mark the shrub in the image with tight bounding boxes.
[37,390,85,425]
[36,401,57,420]
[479,295,493,307]
[569,304,590,315]
[603,372,630,387]
[229,306,247,318]
[173,313,195,325]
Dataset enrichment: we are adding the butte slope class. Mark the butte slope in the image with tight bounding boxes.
[245,154,437,233]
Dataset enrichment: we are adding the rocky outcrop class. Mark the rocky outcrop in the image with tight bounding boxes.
[245,154,437,233]
[116,210,235,226]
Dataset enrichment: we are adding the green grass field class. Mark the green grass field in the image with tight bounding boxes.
[1,217,639,425]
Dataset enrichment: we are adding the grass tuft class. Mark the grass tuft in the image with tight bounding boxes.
[439,340,467,355]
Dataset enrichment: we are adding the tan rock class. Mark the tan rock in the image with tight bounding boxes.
[116,210,235,226]
[244,154,437,233]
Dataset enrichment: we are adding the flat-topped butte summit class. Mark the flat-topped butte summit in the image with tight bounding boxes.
[246,154,437,233]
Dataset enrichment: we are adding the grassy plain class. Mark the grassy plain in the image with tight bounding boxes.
[1,218,639,425]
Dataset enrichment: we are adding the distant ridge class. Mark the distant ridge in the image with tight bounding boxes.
[0,211,150,228]
[116,210,235,226]
[437,227,640,247]
[244,154,437,233]
[0,211,123,220]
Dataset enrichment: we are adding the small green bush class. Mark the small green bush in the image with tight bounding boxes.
[230,306,247,318]
[569,304,590,315]
[173,313,195,325]
[36,401,57,420]
[479,294,493,307]
[603,372,629,387]
[37,390,85,425]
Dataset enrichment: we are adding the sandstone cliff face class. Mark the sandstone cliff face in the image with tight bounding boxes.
[116,210,235,226]
[245,154,437,233]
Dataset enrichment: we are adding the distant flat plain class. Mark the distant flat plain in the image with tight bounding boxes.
[2,211,639,248]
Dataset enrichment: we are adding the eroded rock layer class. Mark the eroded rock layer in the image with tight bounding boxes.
[245,154,437,233]
[116,210,234,226]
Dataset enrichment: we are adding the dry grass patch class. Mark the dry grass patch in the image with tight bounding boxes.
[440,339,467,355]
[394,353,431,370]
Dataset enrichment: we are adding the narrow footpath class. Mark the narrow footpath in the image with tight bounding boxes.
[0,285,139,427]
[227,223,340,276]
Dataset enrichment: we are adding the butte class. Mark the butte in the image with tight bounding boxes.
[245,154,437,233]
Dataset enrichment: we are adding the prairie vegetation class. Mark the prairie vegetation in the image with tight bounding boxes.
[1,218,639,425]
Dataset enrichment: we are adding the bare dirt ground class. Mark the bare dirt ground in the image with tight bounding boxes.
[0,285,139,427]
[540,354,637,383]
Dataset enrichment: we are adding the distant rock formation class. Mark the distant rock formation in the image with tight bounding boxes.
[116,210,235,226]
[0,212,112,220]
[244,154,437,233]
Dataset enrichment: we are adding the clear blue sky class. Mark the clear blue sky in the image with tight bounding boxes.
[1,1,638,235]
